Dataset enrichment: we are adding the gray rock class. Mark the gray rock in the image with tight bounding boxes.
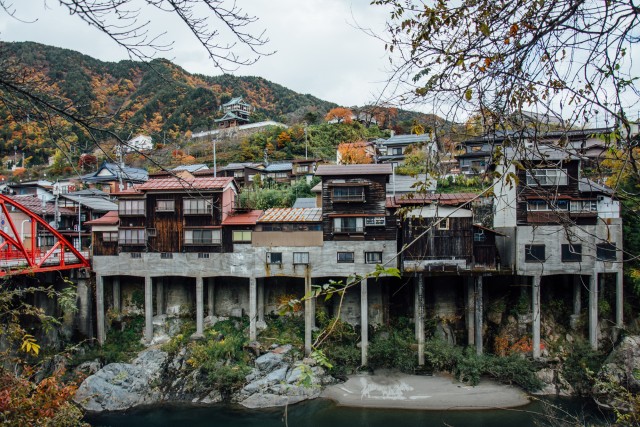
[532,368,557,396]
[76,360,102,377]
[265,366,288,383]
[240,393,308,409]
[594,335,640,410]
[255,352,285,373]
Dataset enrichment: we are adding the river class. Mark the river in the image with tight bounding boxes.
[86,397,610,427]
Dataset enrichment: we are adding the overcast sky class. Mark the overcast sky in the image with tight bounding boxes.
[1,0,394,108]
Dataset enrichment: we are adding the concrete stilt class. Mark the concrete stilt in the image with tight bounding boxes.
[96,274,105,345]
[532,275,541,359]
[616,271,624,330]
[156,278,164,316]
[304,272,313,356]
[361,278,369,366]
[194,276,204,338]
[589,274,598,349]
[573,276,582,315]
[257,279,265,324]
[474,275,483,355]
[466,277,475,346]
[416,275,425,366]
[208,278,215,317]
[144,276,153,343]
[113,276,121,314]
[249,277,257,342]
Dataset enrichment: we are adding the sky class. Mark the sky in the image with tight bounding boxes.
[0,0,394,108]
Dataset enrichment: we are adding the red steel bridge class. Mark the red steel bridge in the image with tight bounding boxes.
[0,194,90,277]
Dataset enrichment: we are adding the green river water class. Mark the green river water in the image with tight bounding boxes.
[85,397,610,427]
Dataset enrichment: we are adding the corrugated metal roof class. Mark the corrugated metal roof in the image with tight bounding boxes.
[265,162,293,172]
[579,178,614,195]
[258,208,322,223]
[375,134,432,146]
[387,174,436,195]
[85,211,119,225]
[6,195,74,216]
[61,194,118,212]
[171,164,209,172]
[220,162,264,171]
[222,210,264,225]
[292,198,317,208]
[137,177,234,191]
[388,192,479,207]
[315,164,393,176]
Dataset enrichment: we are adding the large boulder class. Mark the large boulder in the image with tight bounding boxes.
[593,335,640,410]
[74,349,168,412]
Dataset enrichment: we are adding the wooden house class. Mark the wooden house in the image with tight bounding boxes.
[215,97,252,128]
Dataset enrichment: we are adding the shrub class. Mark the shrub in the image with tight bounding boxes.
[485,354,543,392]
[562,339,606,395]
[454,348,485,385]
[424,338,462,372]
[368,330,416,373]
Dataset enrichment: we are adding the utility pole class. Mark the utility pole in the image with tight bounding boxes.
[304,122,308,160]
[212,137,217,177]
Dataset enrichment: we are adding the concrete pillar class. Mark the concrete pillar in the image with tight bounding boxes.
[616,271,624,330]
[474,275,483,355]
[194,276,204,338]
[416,275,425,366]
[144,276,153,343]
[257,279,265,324]
[249,277,257,342]
[532,275,541,359]
[304,273,313,356]
[112,276,121,314]
[589,274,598,349]
[208,278,215,317]
[361,278,369,366]
[466,277,475,346]
[156,278,164,316]
[96,274,105,345]
[573,276,582,315]
[75,272,92,338]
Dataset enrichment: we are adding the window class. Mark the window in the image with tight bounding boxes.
[337,252,355,263]
[267,252,282,264]
[365,217,386,227]
[570,200,598,212]
[184,229,221,245]
[524,244,546,262]
[234,171,245,178]
[296,165,309,173]
[274,172,288,179]
[390,147,403,155]
[119,199,145,215]
[102,232,118,242]
[436,218,450,230]
[596,243,617,261]
[156,200,175,212]
[365,252,382,264]
[198,253,210,259]
[332,186,365,202]
[561,244,582,262]
[184,198,213,215]
[161,253,173,259]
[293,252,309,264]
[130,252,142,259]
[526,169,568,186]
[232,230,252,243]
[474,231,486,242]
[333,217,364,233]
[119,229,146,244]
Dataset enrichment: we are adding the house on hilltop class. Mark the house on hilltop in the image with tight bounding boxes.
[215,96,253,128]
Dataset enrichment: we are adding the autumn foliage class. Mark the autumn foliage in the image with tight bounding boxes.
[325,107,353,124]
[337,141,374,164]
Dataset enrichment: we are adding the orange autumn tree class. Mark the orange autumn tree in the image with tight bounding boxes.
[337,141,374,164]
[325,107,353,124]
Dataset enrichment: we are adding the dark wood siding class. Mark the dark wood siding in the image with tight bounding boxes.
[92,231,118,256]
[402,217,473,262]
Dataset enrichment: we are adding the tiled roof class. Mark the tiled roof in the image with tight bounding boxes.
[85,211,119,226]
[315,164,393,176]
[136,177,234,191]
[84,162,148,183]
[171,164,209,173]
[220,162,264,171]
[265,163,292,172]
[222,210,263,225]
[258,208,322,223]
[6,195,75,216]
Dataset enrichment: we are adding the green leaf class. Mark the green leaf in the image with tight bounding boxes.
[464,88,473,101]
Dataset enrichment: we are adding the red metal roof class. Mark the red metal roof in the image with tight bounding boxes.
[85,210,119,226]
[222,210,264,225]
[6,195,75,216]
[137,177,234,191]
[315,164,392,176]
[258,208,322,223]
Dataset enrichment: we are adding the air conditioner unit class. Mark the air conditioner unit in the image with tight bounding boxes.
[73,225,79,231]
[147,228,157,237]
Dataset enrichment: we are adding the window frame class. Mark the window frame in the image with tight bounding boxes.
[293,252,310,265]
[524,244,546,262]
[561,244,583,262]
[333,217,364,233]
[365,251,383,264]
[596,242,617,261]
[526,169,568,186]
[102,231,118,242]
[365,217,386,227]
[232,230,252,243]
[184,228,221,245]
[183,198,213,215]
[118,199,145,216]
[436,217,450,230]
[156,199,175,212]
[266,252,283,264]
[118,228,146,245]
[337,251,355,263]
[331,186,365,202]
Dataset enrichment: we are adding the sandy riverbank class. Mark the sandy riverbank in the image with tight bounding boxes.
[321,370,530,410]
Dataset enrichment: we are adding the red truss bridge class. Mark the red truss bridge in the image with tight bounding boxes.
[0,195,90,276]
